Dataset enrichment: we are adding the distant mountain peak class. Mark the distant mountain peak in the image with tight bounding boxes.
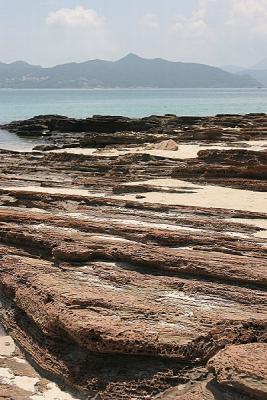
[0,55,262,88]
[11,60,30,66]
[117,53,145,62]
[8,60,42,68]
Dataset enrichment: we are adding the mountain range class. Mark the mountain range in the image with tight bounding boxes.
[0,54,264,89]
[221,58,267,87]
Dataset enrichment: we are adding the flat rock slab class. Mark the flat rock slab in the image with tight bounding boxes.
[208,343,267,399]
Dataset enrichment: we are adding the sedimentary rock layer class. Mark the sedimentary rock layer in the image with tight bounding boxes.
[0,113,266,399]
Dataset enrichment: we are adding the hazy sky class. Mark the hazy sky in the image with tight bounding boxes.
[0,0,266,67]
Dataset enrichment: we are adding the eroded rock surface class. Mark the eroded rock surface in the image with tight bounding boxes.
[0,113,266,399]
[208,343,267,399]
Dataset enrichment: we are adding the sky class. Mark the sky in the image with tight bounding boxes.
[0,0,267,67]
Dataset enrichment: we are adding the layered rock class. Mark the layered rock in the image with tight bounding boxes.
[0,113,266,399]
[172,149,267,191]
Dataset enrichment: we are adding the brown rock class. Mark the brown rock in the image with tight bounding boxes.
[208,343,267,399]
[0,113,267,399]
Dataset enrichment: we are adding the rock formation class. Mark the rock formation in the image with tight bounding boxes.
[0,113,266,399]
[208,343,267,399]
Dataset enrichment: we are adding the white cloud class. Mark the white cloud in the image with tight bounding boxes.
[46,6,105,28]
[227,0,267,35]
[171,0,214,39]
[141,14,159,29]
[172,16,210,38]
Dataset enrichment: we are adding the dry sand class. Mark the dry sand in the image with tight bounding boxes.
[112,178,267,214]
[0,179,267,213]
[0,186,105,197]
[1,179,266,214]
[49,140,267,160]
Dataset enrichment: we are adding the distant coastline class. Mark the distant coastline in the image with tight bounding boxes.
[0,54,263,89]
[0,87,266,90]
[2,86,264,90]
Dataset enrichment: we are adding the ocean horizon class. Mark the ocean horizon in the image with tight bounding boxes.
[0,88,266,124]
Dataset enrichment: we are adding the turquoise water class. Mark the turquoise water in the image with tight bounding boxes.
[0,88,266,151]
[0,129,44,151]
[0,88,267,124]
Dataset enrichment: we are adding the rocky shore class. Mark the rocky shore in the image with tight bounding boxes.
[0,113,266,399]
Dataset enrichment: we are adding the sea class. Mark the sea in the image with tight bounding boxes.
[0,88,267,151]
